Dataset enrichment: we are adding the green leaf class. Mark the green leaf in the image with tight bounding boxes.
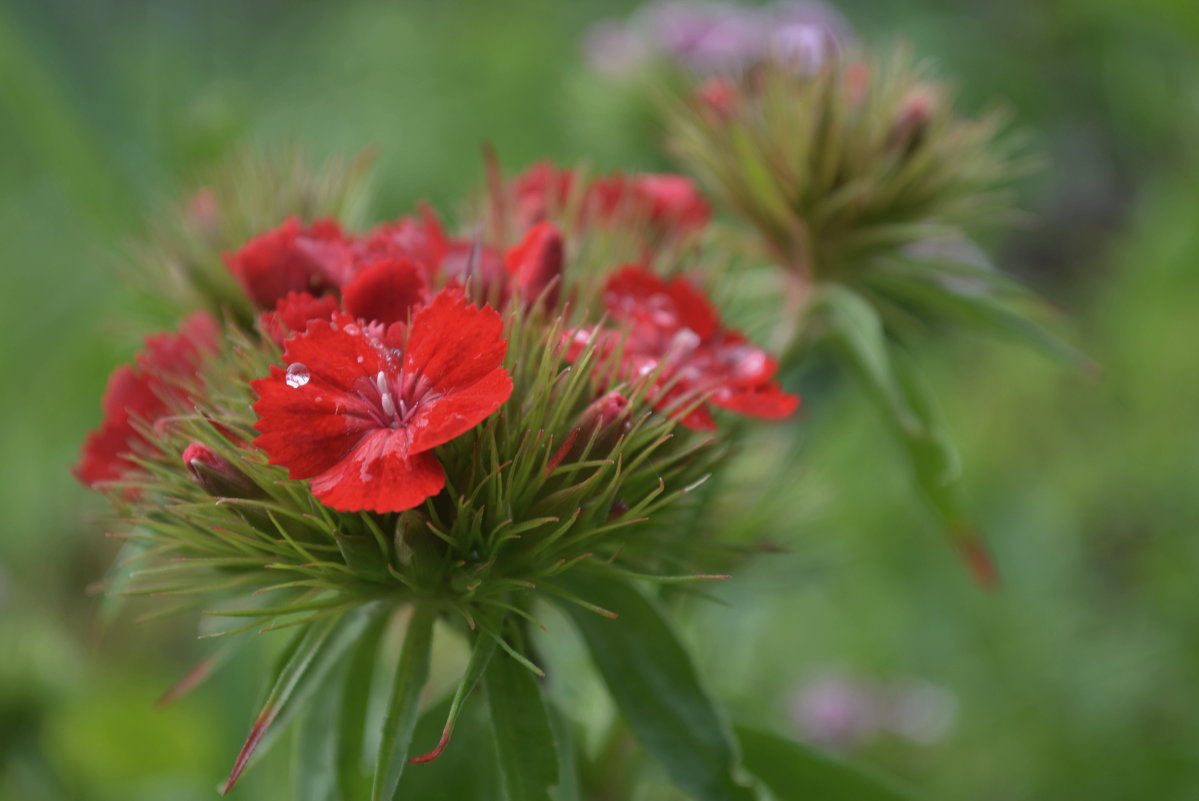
[337,611,390,800]
[372,602,437,801]
[801,284,997,585]
[223,603,382,794]
[865,262,1094,372]
[736,726,918,801]
[293,665,341,801]
[484,641,559,801]
[546,702,582,801]
[803,284,922,435]
[559,574,754,801]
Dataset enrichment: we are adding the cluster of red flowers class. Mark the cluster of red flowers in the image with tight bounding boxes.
[76,163,798,514]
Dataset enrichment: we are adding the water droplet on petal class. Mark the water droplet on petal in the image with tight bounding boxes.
[285,363,310,388]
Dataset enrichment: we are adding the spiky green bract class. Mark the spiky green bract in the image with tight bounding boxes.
[129,149,374,325]
[668,48,1024,286]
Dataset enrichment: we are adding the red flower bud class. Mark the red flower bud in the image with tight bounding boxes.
[546,392,631,475]
[183,443,261,499]
[694,77,738,122]
[504,221,564,308]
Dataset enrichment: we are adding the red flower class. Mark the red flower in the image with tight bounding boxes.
[251,289,512,512]
[75,312,219,487]
[224,217,353,309]
[510,162,577,229]
[571,265,797,431]
[357,205,448,277]
[590,174,711,235]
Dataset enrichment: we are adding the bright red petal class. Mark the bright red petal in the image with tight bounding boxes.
[309,435,445,512]
[342,258,427,327]
[406,367,513,453]
[402,289,509,397]
[279,319,388,395]
[252,365,383,479]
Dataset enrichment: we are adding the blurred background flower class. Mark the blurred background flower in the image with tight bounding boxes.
[2,0,1198,799]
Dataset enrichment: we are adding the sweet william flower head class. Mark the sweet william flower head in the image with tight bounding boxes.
[251,287,513,513]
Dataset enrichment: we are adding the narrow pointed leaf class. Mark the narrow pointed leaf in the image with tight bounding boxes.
[223,603,380,794]
[410,630,498,763]
[546,702,582,801]
[337,611,390,799]
[805,283,920,434]
[559,574,754,801]
[373,602,437,801]
[736,725,919,801]
[484,641,559,801]
[866,264,1094,372]
[293,665,342,801]
[397,696,501,800]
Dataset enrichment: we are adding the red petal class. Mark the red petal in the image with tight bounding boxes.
[252,366,383,480]
[603,265,719,339]
[633,174,711,231]
[224,217,350,309]
[279,319,388,395]
[406,367,513,453]
[310,436,445,512]
[260,291,340,346]
[710,384,799,420]
[359,206,447,277]
[402,289,509,397]
[342,258,428,326]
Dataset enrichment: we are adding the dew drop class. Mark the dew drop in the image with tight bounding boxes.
[285,363,310,388]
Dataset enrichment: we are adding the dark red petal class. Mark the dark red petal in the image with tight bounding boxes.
[74,418,140,486]
[260,291,340,346]
[359,206,447,277]
[342,258,428,327]
[224,217,350,309]
[138,311,219,376]
[406,367,513,453]
[402,289,509,397]
[309,434,445,513]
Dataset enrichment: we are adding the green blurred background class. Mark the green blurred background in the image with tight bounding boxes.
[2,0,1197,799]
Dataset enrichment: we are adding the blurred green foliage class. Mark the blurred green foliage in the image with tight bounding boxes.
[1,0,1196,799]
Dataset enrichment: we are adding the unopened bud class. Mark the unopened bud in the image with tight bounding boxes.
[182,443,260,499]
[547,392,631,475]
[504,221,564,308]
[888,87,937,157]
[694,77,738,122]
